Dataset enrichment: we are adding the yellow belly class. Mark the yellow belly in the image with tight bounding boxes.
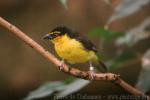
[54,39,98,64]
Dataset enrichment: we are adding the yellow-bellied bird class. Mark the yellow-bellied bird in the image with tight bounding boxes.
[43,26,107,79]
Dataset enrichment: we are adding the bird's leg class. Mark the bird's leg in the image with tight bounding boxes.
[88,61,95,80]
[59,59,65,71]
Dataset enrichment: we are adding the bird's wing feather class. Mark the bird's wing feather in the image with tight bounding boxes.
[77,36,97,52]
[67,29,97,52]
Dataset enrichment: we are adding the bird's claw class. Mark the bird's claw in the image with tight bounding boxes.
[58,65,64,71]
[58,60,65,71]
[88,71,95,80]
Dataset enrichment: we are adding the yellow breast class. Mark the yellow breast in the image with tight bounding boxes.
[53,34,98,64]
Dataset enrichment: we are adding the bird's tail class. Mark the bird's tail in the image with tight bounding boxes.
[92,53,108,72]
[97,60,108,72]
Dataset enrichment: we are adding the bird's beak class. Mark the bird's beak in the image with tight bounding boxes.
[43,34,53,40]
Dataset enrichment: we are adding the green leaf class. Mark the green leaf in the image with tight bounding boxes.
[89,28,123,41]
[24,77,90,100]
[23,81,65,100]
[108,51,136,70]
[57,79,90,98]
[59,0,68,9]
[63,76,76,84]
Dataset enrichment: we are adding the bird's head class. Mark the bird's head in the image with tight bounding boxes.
[43,26,78,43]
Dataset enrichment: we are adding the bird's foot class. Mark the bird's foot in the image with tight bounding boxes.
[58,59,65,71]
[88,70,95,80]
[88,66,95,80]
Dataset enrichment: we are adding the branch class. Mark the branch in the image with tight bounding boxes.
[0,17,149,99]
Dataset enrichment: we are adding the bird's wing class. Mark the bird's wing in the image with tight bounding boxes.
[77,36,97,52]
[66,27,97,52]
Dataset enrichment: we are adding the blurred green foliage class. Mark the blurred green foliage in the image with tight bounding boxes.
[88,28,123,41]
[108,51,136,70]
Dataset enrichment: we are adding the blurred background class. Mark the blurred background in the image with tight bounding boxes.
[0,0,150,100]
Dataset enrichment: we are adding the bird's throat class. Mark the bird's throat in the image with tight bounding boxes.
[51,34,70,45]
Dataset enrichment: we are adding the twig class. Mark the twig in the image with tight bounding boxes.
[0,17,149,99]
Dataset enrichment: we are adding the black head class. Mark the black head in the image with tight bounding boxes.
[43,26,79,40]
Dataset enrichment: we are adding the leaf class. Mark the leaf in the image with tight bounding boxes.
[23,81,66,100]
[89,28,123,41]
[24,77,90,100]
[108,51,136,70]
[106,0,150,25]
[63,76,76,84]
[136,49,150,93]
[56,79,90,98]
[59,0,68,9]
[116,17,150,46]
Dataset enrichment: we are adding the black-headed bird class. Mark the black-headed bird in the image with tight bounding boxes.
[43,26,107,79]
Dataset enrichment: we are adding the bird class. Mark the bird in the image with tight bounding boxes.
[43,26,107,79]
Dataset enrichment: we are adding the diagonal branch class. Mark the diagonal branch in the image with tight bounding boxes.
[0,17,149,99]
